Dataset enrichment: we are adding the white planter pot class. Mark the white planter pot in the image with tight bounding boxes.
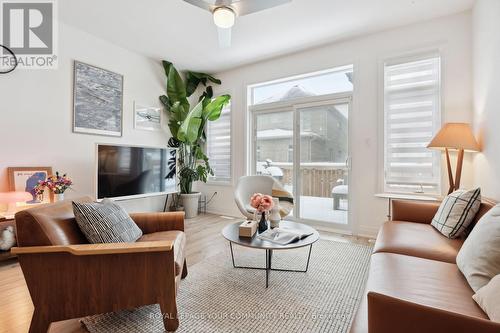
[54,193,65,202]
[180,192,201,219]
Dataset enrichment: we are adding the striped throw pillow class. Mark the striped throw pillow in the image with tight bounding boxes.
[431,188,481,239]
[72,199,142,243]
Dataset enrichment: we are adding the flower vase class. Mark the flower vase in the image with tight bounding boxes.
[269,198,281,228]
[54,193,64,202]
[256,211,268,233]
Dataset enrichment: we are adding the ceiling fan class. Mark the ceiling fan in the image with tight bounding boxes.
[183,0,291,48]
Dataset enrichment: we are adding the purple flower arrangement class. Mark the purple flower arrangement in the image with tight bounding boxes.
[34,171,73,195]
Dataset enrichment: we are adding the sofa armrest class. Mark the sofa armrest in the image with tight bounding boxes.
[368,292,500,333]
[129,212,185,234]
[391,200,441,224]
[11,240,172,256]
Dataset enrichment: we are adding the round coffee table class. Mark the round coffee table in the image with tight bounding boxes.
[221,220,320,288]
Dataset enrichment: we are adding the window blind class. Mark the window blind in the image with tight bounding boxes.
[207,102,231,182]
[384,56,441,193]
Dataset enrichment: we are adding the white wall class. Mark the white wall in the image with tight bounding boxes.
[472,0,500,200]
[0,22,170,212]
[197,12,474,237]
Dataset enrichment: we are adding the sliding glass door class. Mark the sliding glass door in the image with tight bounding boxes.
[297,101,349,225]
[254,110,295,200]
[252,96,351,228]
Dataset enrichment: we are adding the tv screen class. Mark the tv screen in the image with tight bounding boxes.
[97,144,177,200]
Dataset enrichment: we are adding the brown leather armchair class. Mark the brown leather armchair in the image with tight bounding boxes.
[12,197,187,333]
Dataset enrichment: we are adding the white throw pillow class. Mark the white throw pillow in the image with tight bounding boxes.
[457,203,500,292]
[473,274,500,322]
[431,188,481,238]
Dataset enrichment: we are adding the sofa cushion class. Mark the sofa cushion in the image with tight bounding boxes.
[72,199,143,244]
[391,200,441,224]
[457,203,500,292]
[431,188,481,238]
[137,230,186,276]
[473,274,500,322]
[373,221,463,263]
[350,252,487,333]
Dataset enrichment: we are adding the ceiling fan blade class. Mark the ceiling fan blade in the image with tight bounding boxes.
[183,0,216,12]
[215,0,234,6]
[217,27,232,48]
[231,0,291,16]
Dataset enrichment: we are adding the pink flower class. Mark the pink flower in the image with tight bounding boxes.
[250,193,275,212]
[250,193,263,209]
[260,195,274,211]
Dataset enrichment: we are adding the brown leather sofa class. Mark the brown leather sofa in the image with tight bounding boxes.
[350,199,500,333]
[12,197,187,333]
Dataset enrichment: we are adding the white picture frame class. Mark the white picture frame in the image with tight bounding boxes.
[134,102,162,131]
[73,61,124,137]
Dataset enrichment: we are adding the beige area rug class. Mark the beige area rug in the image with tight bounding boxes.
[82,240,372,333]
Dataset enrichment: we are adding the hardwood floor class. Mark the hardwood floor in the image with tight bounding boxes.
[0,213,370,333]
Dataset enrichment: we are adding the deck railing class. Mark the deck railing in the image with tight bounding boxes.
[262,162,348,198]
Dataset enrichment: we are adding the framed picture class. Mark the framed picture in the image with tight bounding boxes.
[7,167,53,204]
[73,61,123,137]
[134,102,162,131]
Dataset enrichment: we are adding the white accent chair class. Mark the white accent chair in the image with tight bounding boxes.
[234,175,276,220]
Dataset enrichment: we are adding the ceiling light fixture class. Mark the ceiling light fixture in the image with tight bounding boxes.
[184,0,292,47]
[213,6,235,29]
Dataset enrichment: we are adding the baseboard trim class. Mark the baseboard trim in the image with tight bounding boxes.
[205,209,242,219]
[356,225,379,238]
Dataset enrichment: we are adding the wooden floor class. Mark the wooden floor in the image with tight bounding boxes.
[0,214,370,333]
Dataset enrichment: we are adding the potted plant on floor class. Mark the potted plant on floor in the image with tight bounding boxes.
[160,60,230,218]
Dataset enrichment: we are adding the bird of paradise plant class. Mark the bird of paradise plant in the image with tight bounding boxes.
[159,60,230,195]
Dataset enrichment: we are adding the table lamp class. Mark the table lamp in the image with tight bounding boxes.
[0,191,32,219]
[427,123,480,194]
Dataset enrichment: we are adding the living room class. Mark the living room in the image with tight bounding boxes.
[0,0,499,332]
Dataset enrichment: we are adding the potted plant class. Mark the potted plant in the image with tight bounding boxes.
[160,61,230,218]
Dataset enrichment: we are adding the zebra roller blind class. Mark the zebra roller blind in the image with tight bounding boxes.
[207,102,231,182]
[384,55,441,193]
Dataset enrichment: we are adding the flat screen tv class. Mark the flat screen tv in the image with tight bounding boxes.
[96,144,177,200]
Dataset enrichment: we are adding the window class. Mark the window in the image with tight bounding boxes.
[384,55,441,193]
[250,66,353,105]
[206,101,231,182]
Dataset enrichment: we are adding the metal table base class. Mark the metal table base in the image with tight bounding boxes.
[229,242,313,288]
